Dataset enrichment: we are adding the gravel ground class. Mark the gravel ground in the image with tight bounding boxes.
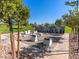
[0,33,69,59]
[0,44,12,59]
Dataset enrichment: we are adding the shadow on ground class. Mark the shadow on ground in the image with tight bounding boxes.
[19,34,63,59]
[19,42,52,59]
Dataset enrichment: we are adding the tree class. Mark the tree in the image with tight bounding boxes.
[0,1,17,59]
[63,0,79,33]
[15,1,30,59]
[0,0,30,59]
[65,0,79,11]
[44,23,51,32]
[55,19,63,27]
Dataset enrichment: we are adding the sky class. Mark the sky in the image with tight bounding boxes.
[23,0,72,24]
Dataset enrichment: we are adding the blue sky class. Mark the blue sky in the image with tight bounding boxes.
[23,0,72,24]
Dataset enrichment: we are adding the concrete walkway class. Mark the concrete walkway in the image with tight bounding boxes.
[41,33,69,59]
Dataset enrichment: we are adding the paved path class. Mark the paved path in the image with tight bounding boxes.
[41,33,69,59]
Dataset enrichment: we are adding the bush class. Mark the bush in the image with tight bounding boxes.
[0,24,9,33]
[65,26,71,33]
[0,24,35,33]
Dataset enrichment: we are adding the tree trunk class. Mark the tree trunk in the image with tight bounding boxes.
[8,18,16,59]
[17,17,20,59]
[78,28,79,51]
[0,32,2,49]
[25,19,28,29]
[71,27,74,34]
